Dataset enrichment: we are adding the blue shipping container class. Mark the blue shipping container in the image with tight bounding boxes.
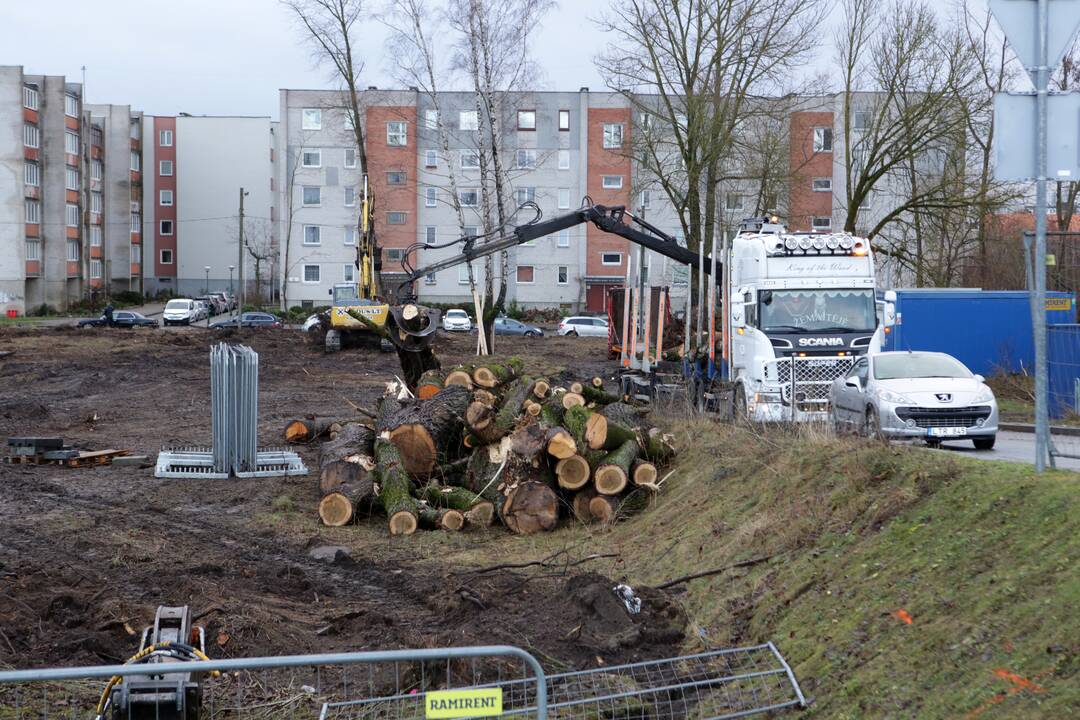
[883,289,1075,377]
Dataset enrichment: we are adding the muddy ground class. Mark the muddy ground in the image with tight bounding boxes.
[0,325,686,675]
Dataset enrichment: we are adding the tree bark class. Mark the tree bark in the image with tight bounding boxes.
[416,369,446,400]
[374,439,418,535]
[580,384,620,406]
[472,358,524,388]
[594,440,638,495]
[471,376,533,444]
[590,486,655,525]
[417,502,465,531]
[386,384,470,475]
[318,424,376,494]
[444,365,475,388]
[420,482,495,527]
[572,486,598,523]
[283,417,336,443]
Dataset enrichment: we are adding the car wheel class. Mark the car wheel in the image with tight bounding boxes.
[525,330,538,337]
[566,330,578,337]
[864,406,882,439]
[973,435,996,450]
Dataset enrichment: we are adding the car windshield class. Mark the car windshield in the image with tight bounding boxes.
[874,354,971,380]
[759,289,875,333]
[447,310,467,318]
[165,300,190,310]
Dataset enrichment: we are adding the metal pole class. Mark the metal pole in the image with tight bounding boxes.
[620,254,633,368]
[637,209,647,353]
[238,188,246,318]
[683,271,692,359]
[707,231,717,380]
[1035,0,1049,472]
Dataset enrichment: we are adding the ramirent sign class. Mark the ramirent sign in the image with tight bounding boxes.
[425,689,503,718]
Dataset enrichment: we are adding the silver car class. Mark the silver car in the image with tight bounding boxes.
[830,351,998,449]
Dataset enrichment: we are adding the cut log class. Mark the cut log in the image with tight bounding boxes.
[555,455,591,490]
[590,486,655,524]
[374,440,418,535]
[561,392,586,409]
[580,384,620,406]
[533,379,551,399]
[545,427,577,459]
[473,389,498,406]
[603,402,653,430]
[572,487,598,523]
[588,494,619,524]
[501,479,559,534]
[318,424,376,494]
[525,401,542,417]
[594,440,638,495]
[472,358,524,388]
[417,503,465,531]
[569,381,584,394]
[318,483,370,526]
[386,384,470,475]
[416,369,446,400]
[631,459,658,486]
[640,427,677,462]
[420,482,495,527]
[591,376,604,388]
[466,400,495,432]
[283,417,335,443]
[562,405,592,447]
[540,397,566,427]
[444,366,475,388]
[471,376,533,445]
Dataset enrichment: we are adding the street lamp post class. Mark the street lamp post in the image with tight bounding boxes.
[228,265,236,317]
[204,266,211,295]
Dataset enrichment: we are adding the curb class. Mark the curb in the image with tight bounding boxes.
[1000,422,1080,437]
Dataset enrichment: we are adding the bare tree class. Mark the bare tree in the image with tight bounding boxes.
[1053,41,1080,230]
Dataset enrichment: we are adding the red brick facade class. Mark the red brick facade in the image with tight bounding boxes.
[365,106,418,273]
[153,117,177,277]
[788,111,834,232]
[585,107,632,310]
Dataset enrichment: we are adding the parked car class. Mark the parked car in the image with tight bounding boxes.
[558,315,608,337]
[829,350,998,449]
[210,312,283,329]
[442,309,473,332]
[210,292,236,312]
[197,295,225,316]
[192,300,210,322]
[162,299,199,326]
[494,316,543,337]
[77,310,156,329]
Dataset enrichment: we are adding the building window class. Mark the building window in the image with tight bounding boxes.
[159,160,174,176]
[25,200,41,224]
[387,121,407,146]
[303,264,321,283]
[725,193,743,210]
[425,187,437,207]
[130,151,141,171]
[90,191,102,214]
[159,129,173,146]
[303,225,321,245]
[66,204,80,228]
[424,149,438,167]
[557,229,570,247]
[558,150,570,170]
[387,171,406,185]
[812,178,832,192]
[386,248,404,262]
[461,149,480,170]
[812,216,832,230]
[67,239,80,262]
[813,127,833,152]
[557,265,568,284]
[558,109,570,131]
[160,249,174,264]
[858,192,872,210]
[25,239,41,262]
[344,226,356,245]
[90,159,102,180]
[424,109,438,129]
[160,219,174,235]
[66,166,80,191]
[131,245,140,263]
[131,212,141,233]
[160,189,174,206]
[24,161,40,187]
[458,262,475,284]
[459,188,479,207]
[515,187,535,206]
[515,149,536,169]
[344,187,356,206]
[602,175,623,189]
[344,147,356,168]
[387,211,407,225]
[64,93,78,117]
[853,111,871,131]
[603,123,623,149]
[90,259,102,278]
[459,111,478,131]
[303,186,321,205]
[91,127,103,147]
[23,124,40,149]
[22,85,38,110]
[425,272,436,285]
[90,226,102,246]
[517,110,536,130]
[516,265,535,283]
[601,252,622,265]
[302,108,322,130]
[302,150,321,167]
[130,122,141,139]
[65,131,79,155]
[343,263,356,283]
[425,226,436,244]
[558,188,570,209]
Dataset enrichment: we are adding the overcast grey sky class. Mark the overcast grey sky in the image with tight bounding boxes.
[1,0,613,118]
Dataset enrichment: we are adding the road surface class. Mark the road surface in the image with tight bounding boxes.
[931,430,1080,471]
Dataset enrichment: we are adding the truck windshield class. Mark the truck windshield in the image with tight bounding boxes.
[759,289,876,333]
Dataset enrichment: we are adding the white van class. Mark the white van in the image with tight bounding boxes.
[162,299,198,326]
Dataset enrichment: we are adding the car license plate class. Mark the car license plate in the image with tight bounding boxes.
[928,427,967,438]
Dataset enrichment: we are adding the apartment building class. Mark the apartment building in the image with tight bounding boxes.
[141,115,277,299]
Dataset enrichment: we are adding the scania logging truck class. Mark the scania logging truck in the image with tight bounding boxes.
[727,218,894,422]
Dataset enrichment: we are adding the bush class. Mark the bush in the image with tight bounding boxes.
[28,304,59,317]
[112,291,144,307]
[506,299,525,320]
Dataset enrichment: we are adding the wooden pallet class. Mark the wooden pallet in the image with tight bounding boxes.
[3,449,131,467]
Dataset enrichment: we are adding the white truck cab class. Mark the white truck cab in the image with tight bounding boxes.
[728,218,894,422]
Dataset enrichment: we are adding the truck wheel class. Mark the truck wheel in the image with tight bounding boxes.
[325,329,341,353]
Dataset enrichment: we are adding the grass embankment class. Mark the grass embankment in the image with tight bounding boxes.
[281,419,1079,718]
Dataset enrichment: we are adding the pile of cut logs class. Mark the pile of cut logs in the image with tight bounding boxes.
[285,358,676,536]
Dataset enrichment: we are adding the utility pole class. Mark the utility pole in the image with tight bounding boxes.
[1034,0,1049,472]
[637,205,648,353]
[238,188,247,318]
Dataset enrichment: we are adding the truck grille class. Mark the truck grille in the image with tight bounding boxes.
[894,406,992,429]
[765,356,855,409]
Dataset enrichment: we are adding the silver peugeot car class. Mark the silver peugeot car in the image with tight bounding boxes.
[829,351,998,449]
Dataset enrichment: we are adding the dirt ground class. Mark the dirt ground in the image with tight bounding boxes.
[0,326,685,674]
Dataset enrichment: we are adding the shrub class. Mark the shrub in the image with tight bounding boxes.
[28,303,58,317]
[112,291,144,306]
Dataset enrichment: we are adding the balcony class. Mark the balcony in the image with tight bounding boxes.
[24,185,40,200]
[25,260,40,277]
[67,261,81,279]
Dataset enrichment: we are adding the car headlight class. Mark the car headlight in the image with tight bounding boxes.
[875,388,912,404]
[973,386,995,403]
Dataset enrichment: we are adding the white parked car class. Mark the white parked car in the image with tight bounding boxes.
[830,351,998,449]
[442,309,473,332]
[162,299,199,326]
[558,315,609,337]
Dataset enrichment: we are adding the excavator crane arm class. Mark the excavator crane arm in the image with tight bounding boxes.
[395,203,717,300]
